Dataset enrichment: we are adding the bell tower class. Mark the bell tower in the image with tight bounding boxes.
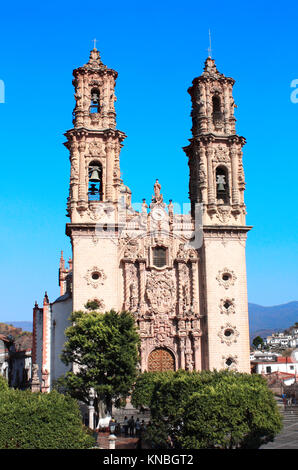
[64,47,128,313]
[184,57,251,373]
[184,57,246,225]
[64,47,126,224]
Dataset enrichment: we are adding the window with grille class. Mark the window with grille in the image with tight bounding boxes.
[152,246,167,268]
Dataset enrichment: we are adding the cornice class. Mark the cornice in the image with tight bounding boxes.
[64,127,127,141]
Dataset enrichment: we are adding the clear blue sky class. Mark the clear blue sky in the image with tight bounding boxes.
[0,0,297,321]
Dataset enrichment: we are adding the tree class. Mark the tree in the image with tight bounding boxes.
[0,376,95,449]
[131,370,283,449]
[59,309,140,415]
[252,336,264,349]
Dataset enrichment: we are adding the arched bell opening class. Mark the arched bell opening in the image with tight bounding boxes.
[90,88,100,114]
[216,165,229,204]
[88,161,103,201]
[212,94,223,125]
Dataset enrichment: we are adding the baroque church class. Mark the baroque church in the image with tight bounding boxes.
[32,47,252,392]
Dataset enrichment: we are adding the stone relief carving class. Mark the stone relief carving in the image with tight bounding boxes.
[123,239,140,262]
[216,268,237,289]
[218,323,240,346]
[216,206,231,224]
[84,266,106,288]
[221,354,239,370]
[88,140,106,157]
[219,298,236,315]
[145,271,176,315]
[213,145,230,163]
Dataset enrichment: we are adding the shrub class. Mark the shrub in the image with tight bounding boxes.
[0,376,95,449]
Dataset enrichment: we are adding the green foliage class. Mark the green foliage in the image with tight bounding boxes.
[59,309,140,411]
[253,336,264,349]
[84,300,101,311]
[0,378,95,449]
[132,370,283,449]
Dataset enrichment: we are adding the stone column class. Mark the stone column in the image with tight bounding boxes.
[230,144,240,205]
[177,261,184,316]
[190,258,199,314]
[205,85,211,133]
[193,335,202,371]
[123,261,131,311]
[199,145,208,204]
[138,260,146,314]
[105,139,114,201]
[206,145,215,205]
[78,138,86,202]
[179,335,186,369]
[223,84,230,135]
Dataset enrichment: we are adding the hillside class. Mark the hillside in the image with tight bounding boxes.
[248,301,298,339]
[2,321,33,332]
[0,323,32,350]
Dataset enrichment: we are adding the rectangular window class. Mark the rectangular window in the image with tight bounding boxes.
[153,247,167,268]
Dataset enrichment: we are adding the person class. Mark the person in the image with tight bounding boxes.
[135,418,141,437]
[287,397,291,406]
[141,419,146,436]
[115,419,120,435]
[109,417,116,434]
[128,416,135,436]
[123,416,129,436]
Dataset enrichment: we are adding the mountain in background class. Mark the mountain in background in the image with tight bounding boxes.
[2,301,298,344]
[2,321,33,332]
[248,301,298,340]
[0,323,32,350]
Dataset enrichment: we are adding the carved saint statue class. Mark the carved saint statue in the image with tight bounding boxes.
[153,179,163,203]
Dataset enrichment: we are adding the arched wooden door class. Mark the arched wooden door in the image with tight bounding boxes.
[147,348,175,372]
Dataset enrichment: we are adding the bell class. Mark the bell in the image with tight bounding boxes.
[217,175,226,192]
[89,168,101,182]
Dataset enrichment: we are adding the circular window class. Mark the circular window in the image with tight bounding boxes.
[224,329,233,337]
[91,272,100,280]
[222,273,231,281]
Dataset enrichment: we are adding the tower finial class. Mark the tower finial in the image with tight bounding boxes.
[92,38,97,50]
[208,29,212,58]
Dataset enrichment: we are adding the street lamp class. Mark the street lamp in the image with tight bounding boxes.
[108,420,117,450]
[88,388,95,430]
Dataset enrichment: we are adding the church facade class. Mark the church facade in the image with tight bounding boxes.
[32,48,251,392]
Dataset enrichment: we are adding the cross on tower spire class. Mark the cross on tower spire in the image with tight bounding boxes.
[207,29,212,58]
[92,38,97,50]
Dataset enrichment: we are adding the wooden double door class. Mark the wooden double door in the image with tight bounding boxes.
[147,348,175,372]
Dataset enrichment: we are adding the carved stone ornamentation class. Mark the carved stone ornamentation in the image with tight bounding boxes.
[216,268,237,289]
[219,298,236,315]
[213,145,230,163]
[145,271,176,314]
[123,240,140,262]
[218,323,240,346]
[216,206,231,223]
[176,244,189,262]
[84,266,106,288]
[221,354,239,370]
